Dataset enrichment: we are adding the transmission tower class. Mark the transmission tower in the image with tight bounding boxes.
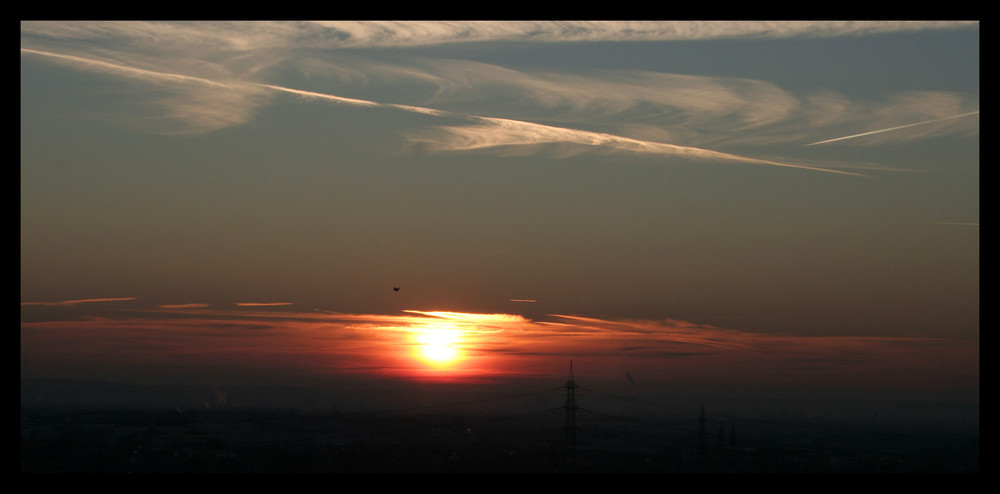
[718,419,726,469]
[698,405,707,469]
[558,360,581,451]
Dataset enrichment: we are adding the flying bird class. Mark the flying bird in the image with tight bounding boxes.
[393,286,400,291]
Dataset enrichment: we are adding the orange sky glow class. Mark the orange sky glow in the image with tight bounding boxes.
[21,303,978,403]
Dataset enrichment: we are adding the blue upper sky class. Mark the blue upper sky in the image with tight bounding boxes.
[21,21,979,341]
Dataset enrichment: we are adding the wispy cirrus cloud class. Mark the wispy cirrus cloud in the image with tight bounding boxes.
[21,20,976,50]
[275,20,980,48]
[407,117,869,176]
[20,46,274,134]
[20,45,863,175]
[20,21,979,170]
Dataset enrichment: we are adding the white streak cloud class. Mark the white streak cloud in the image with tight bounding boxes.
[806,111,980,146]
[20,47,274,134]
[288,21,978,47]
[22,21,976,51]
[20,21,978,171]
[409,116,867,176]
[21,46,864,175]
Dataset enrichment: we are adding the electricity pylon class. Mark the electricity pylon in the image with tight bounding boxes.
[556,360,587,452]
[698,405,707,469]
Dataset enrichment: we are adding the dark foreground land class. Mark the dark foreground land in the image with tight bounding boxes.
[21,405,978,473]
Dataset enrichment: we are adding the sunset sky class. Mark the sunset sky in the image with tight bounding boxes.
[21,21,978,420]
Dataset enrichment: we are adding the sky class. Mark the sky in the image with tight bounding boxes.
[21,21,978,421]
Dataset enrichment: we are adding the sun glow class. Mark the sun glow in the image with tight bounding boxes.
[402,310,529,369]
[414,325,464,367]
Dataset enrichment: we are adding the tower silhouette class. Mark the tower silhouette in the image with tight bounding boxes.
[718,419,726,470]
[718,420,725,456]
[559,360,580,451]
[698,405,707,469]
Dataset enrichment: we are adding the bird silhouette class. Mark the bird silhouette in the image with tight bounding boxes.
[393,286,400,291]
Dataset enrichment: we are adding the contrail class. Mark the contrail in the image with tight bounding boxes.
[22,46,863,176]
[20,48,234,89]
[430,116,867,176]
[806,111,979,146]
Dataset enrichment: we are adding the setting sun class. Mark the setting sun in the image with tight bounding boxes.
[414,325,464,366]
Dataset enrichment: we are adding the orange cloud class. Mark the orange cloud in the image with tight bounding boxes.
[20,306,978,400]
[21,297,137,306]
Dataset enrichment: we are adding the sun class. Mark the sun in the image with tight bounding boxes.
[401,310,522,372]
[415,325,463,367]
